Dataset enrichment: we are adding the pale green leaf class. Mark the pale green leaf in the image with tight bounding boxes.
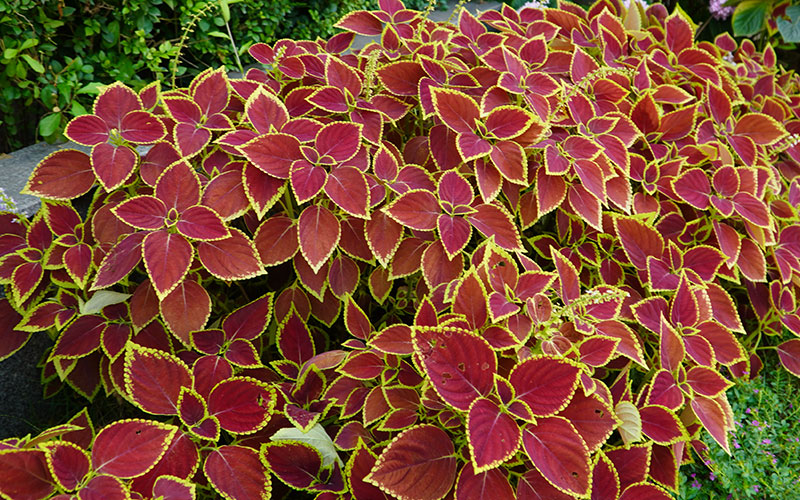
[615,401,642,446]
[270,423,343,467]
[80,290,132,316]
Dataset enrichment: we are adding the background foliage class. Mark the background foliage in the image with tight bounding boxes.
[679,352,800,499]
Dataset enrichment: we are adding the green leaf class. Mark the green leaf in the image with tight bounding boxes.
[615,401,642,446]
[777,5,800,43]
[70,100,88,117]
[80,290,132,316]
[38,113,61,137]
[732,0,770,37]
[19,38,38,50]
[76,82,103,95]
[21,54,44,73]
[270,423,343,467]
[207,31,230,39]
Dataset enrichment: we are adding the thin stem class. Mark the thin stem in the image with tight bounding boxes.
[225,20,244,75]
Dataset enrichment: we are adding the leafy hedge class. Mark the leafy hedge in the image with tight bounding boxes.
[1,0,402,153]
[1,0,800,498]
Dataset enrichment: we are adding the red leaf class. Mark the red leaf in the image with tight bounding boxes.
[176,205,229,241]
[336,10,383,35]
[456,463,515,500]
[686,366,732,396]
[366,425,457,500]
[129,430,198,495]
[366,210,403,266]
[413,326,495,411]
[298,205,340,273]
[589,454,620,500]
[260,441,324,490]
[522,417,591,497]
[328,254,360,298]
[223,293,273,341]
[558,391,618,452]
[205,445,270,500]
[254,215,298,267]
[516,466,574,500]
[23,149,95,200]
[732,192,770,227]
[111,196,166,230]
[91,143,138,191]
[659,316,685,371]
[467,397,521,472]
[120,110,165,144]
[489,141,527,185]
[197,227,263,280]
[124,343,192,415]
[207,377,275,434]
[690,396,730,453]
[245,87,288,134]
[619,482,673,500]
[43,441,89,491]
[152,476,195,500]
[240,133,301,179]
[670,276,699,327]
[431,87,479,134]
[65,114,108,145]
[438,214,472,259]
[630,93,660,136]
[91,232,146,289]
[51,315,105,359]
[160,280,211,348]
[325,166,369,218]
[345,295,372,340]
[156,160,201,212]
[579,336,620,366]
[639,405,685,444]
[316,122,362,163]
[339,349,385,379]
[369,324,413,355]
[672,168,710,209]
[0,299,30,361]
[453,271,488,330]
[377,61,426,96]
[551,248,580,305]
[737,239,766,281]
[277,310,315,365]
[164,97,202,125]
[384,189,440,231]
[613,216,664,270]
[485,106,535,140]
[143,230,192,300]
[510,356,580,417]
[91,419,177,478]
[567,184,602,231]
[733,112,787,145]
[0,449,54,500]
[467,203,522,251]
[776,339,800,377]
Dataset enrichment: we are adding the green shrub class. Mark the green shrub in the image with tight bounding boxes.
[0,0,387,153]
[679,353,800,500]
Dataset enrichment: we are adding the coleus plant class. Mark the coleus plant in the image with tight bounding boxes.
[2,0,800,498]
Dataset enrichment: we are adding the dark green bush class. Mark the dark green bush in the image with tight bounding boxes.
[0,0,401,153]
[679,353,800,499]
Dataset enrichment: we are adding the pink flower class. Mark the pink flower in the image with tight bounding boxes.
[709,0,734,20]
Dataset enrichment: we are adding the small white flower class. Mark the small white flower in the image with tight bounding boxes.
[519,0,548,11]
[0,187,21,216]
[622,0,649,9]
